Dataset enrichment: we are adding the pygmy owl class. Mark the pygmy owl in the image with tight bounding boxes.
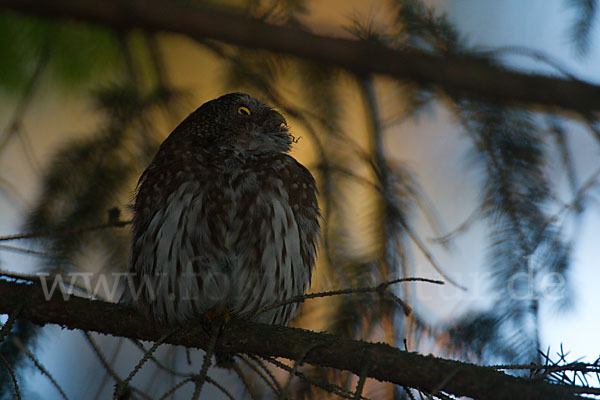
[121,93,320,326]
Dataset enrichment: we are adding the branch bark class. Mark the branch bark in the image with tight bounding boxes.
[1,0,600,114]
[0,278,584,400]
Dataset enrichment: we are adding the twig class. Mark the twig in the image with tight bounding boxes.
[0,270,106,301]
[92,338,125,400]
[432,391,455,400]
[583,118,600,143]
[158,376,194,400]
[83,331,121,381]
[83,332,152,400]
[484,45,580,81]
[429,206,481,245]
[266,357,370,400]
[0,244,52,257]
[280,342,327,399]
[0,270,40,282]
[548,118,579,199]
[191,322,220,400]
[256,277,443,316]
[206,378,236,400]
[491,361,600,382]
[239,355,282,397]
[201,376,236,400]
[399,220,467,291]
[0,352,21,400]
[114,329,175,399]
[401,337,418,399]
[130,339,236,400]
[0,301,24,344]
[12,336,69,400]
[232,360,261,400]
[403,386,418,400]
[129,339,187,377]
[384,291,413,316]
[247,355,283,394]
[159,373,237,400]
[532,164,600,249]
[158,373,236,400]
[353,358,371,400]
[0,219,131,242]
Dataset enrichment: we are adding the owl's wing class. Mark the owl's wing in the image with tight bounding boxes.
[123,160,226,323]
[281,156,320,280]
[121,164,164,305]
[231,154,320,324]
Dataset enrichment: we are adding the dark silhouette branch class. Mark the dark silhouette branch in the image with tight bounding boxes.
[265,356,367,399]
[256,277,443,316]
[0,0,600,114]
[0,353,20,400]
[0,219,131,242]
[0,278,589,400]
[0,38,48,156]
[238,355,282,397]
[11,336,69,400]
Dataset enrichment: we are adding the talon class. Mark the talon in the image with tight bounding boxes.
[203,307,230,324]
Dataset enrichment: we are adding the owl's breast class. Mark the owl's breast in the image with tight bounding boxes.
[129,155,315,325]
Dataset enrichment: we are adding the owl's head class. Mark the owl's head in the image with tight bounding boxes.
[174,92,292,157]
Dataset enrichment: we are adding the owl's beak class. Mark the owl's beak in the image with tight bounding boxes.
[269,110,287,129]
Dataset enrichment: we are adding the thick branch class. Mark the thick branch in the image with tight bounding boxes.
[0,279,584,400]
[1,0,600,113]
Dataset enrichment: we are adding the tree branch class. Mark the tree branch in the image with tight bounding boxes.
[0,278,587,400]
[0,0,599,113]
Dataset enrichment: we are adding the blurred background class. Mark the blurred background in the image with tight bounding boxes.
[1,0,599,398]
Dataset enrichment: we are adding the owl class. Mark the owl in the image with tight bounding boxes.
[121,93,320,326]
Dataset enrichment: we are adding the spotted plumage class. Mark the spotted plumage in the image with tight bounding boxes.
[121,93,320,325]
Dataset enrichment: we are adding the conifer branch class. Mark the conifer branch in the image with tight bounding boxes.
[0,278,589,400]
[0,0,599,113]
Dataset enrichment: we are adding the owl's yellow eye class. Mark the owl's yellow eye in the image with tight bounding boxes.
[237,106,251,116]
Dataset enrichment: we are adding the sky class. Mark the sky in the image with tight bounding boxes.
[444,0,600,360]
[1,0,600,398]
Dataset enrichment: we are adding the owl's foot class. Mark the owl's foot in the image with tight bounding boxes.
[203,307,231,324]
[200,307,230,338]
[201,308,235,368]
